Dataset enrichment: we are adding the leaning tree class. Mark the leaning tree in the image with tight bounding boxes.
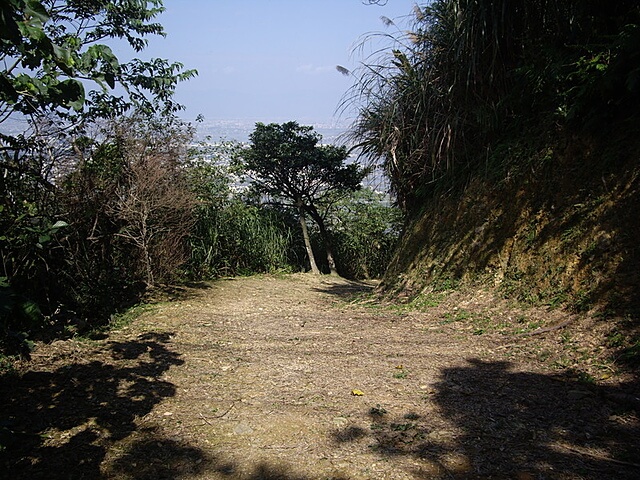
[240,121,367,275]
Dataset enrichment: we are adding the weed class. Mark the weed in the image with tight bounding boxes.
[441,308,472,324]
[547,291,568,309]
[393,369,408,379]
[572,289,592,312]
[561,225,583,243]
[619,339,640,366]
[537,350,552,362]
[514,320,543,334]
[606,331,625,348]
[0,354,17,375]
[111,304,155,329]
[574,370,597,385]
[553,358,572,369]
[86,303,155,338]
[432,277,459,292]
[409,292,446,310]
[559,332,573,344]
[391,423,414,431]
[582,241,598,257]
[525,226,537,248]
[369,404,388,416]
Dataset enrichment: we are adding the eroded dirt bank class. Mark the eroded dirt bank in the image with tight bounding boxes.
[1,274,639,479]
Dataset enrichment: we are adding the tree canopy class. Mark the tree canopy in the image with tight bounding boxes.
[0,0,196,126]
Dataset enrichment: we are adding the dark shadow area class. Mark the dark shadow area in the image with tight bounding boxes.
[312,279,375,300]
[337,359,640,479]
[212,460,348,480]
[145,280,214,303]
[1,328,351,480]
[104,427,211,479]
[332,425,368,443]
[0,332,211,479]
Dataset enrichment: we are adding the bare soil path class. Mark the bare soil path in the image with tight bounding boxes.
[1,274,639,479]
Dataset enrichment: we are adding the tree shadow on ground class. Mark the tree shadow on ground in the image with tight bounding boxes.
[146,281,214,303]
[312,279,375,300]
[210,460,348,480]
[334,359,640,479]
[0,332,212,479]
[0,331,342,480]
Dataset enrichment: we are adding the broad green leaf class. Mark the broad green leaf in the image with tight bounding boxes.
[52,44,74,70]
[24,0,49,25]
[51,220,68,230]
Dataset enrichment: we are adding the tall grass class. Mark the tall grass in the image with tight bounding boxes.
[188,201,298,278]
[342,1,640,211]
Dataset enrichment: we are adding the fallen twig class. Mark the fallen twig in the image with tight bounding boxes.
[198,413,213,426]
[215,401,238,418]
[517,317,576,336]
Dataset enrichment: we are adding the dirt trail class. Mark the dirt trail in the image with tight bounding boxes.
[1,274,639,479]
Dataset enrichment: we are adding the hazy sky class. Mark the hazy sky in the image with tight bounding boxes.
[117,0,418,125]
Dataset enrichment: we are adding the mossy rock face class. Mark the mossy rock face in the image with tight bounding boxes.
[382,132,640,318]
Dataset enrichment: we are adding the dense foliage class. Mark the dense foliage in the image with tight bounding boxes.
[186,142,300,278]
[344,0,640,211]
[0,0,194,122]
[186,138,400,280]
[322,188,401,279]
[0,0,196,354]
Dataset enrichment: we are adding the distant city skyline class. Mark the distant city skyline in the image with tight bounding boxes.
[120,1,418,125]
[192,118,349,143]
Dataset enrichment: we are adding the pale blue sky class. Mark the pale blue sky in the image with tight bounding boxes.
[119,0,418,124]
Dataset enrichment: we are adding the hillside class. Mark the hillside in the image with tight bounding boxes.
[342,1,639,325]
[382,130,640,314]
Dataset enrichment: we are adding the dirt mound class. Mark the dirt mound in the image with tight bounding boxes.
[1,274,639,479]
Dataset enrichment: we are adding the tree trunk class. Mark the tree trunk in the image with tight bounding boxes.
[298,205,320,274]
[306,205,338,276]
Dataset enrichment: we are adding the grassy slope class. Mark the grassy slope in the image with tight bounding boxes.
[381,128,640,318]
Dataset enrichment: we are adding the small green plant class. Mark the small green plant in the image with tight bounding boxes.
[525,226,537,247]
[514,320,543,334]
[432,277,459,292]
[619,339,640,366]
[369,404,388,416]
[560,332,573,344]
[393,365,408,379]
[0,354,17,375]
[574,370,596,385]
[390,423,414,432]
[607,331,625,348]
[440,308,472,324]
[86,303,154,338]
[409,292,446,310]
